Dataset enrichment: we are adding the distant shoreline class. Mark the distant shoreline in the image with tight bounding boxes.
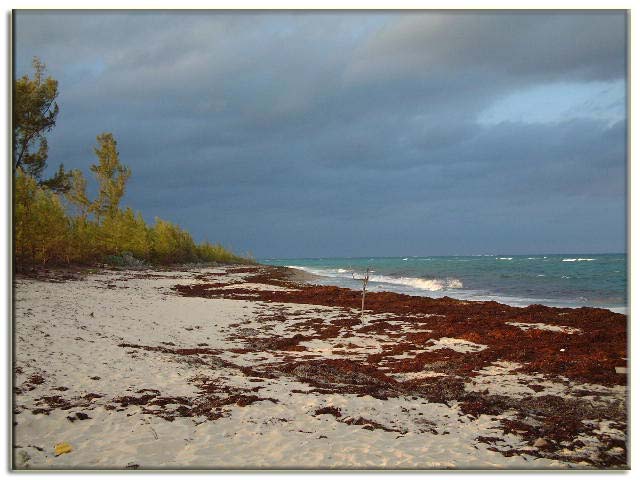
[13,259,627,314]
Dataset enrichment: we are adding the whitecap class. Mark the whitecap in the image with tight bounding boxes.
[497,257,513,260]
[368,274,463,291]
[286,266,462,291]
[286,265,346,277]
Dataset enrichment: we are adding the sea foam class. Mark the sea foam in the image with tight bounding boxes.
[286,265,462,291]
[369,274,463,291]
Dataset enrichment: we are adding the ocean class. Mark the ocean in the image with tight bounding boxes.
[260,254,627,313]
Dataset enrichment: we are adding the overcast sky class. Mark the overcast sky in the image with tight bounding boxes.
[14,11,627,258]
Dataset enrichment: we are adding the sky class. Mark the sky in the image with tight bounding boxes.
[13,10,627,258]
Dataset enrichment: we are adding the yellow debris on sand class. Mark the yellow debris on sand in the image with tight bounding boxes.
[54,442,73,456]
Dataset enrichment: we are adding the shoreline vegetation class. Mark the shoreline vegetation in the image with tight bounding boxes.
[13,264,627,468]
[14,58,253,271]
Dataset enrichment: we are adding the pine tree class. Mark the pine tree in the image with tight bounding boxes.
[13,57,71,192]
[90,133,131,222]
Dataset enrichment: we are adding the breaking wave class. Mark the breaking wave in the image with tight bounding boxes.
[286,265,462,291]
[562,258,596,262]
[369,274,463,291]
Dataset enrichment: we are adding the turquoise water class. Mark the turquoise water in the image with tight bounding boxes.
[260,254,627,312]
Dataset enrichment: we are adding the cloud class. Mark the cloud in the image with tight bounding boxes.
[13,11,627,257]
[347,12,626,84]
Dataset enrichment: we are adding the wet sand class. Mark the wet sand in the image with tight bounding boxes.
[12,265,627,469]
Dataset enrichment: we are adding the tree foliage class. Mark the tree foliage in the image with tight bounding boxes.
[14,59,253,270]
[13,57,71,192]
[90,133,132,221]
[15,169,69,265]
[65,169,91,218]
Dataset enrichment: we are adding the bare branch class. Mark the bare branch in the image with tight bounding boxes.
[351,267,371,320]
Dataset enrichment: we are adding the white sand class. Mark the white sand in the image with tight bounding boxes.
[12,267,621,469]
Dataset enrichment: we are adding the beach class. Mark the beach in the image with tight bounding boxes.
[12,265,628,469]
[263,254,627,312]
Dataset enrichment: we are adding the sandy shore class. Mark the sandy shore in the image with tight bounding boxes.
[12,265,627,470]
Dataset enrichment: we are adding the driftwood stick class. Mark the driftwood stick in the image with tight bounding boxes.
[352,267,371,319]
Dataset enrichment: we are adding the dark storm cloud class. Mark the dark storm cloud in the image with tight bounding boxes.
[348,12,626,83]
[13,11,627,257]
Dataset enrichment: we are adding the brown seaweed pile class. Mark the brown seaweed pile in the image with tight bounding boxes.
[170,265,628,467]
